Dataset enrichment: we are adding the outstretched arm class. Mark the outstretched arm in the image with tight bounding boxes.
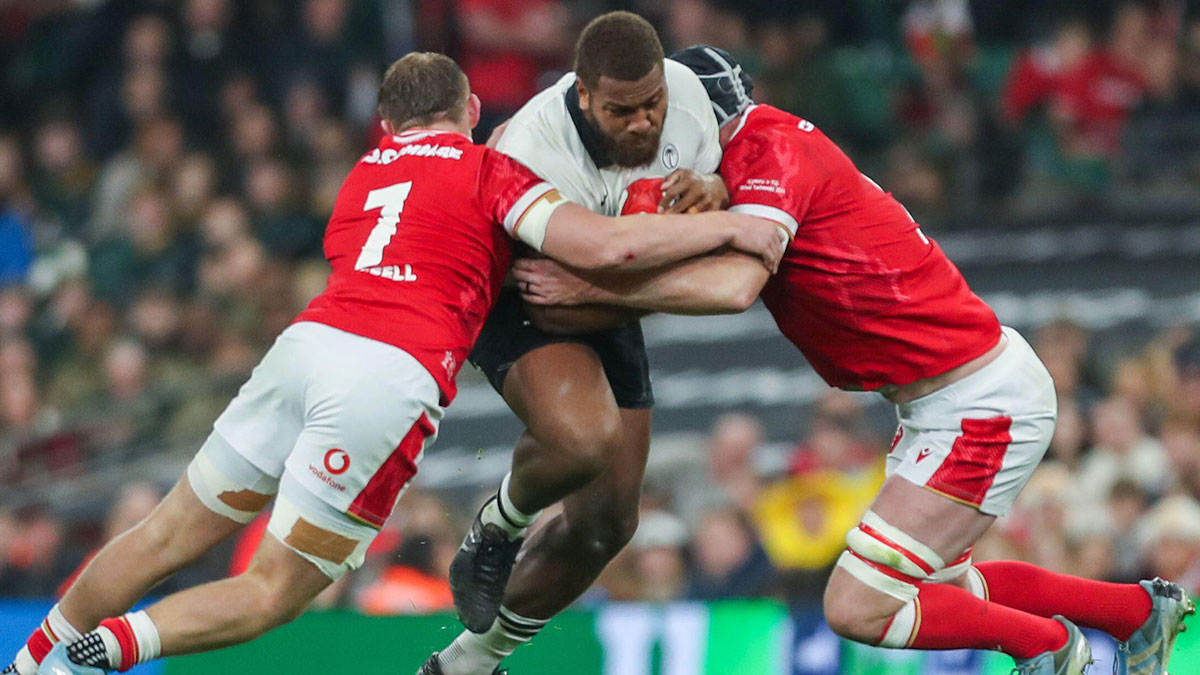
[513,250,771,315]
[532,201,785,272]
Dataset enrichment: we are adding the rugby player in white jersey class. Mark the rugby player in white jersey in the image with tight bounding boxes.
[425,11,748,675]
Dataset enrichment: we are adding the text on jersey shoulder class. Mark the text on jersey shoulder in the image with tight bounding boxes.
[362,144,464,165]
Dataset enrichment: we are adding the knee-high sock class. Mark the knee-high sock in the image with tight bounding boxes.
[973,560,1152,642]
[14,604,84,674]
[889,582,1068,659]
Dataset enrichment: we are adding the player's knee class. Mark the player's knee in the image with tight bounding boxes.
[822,580,882,643]
[241,579,306,635]
[572,498,639,560]
[550,411,623,484]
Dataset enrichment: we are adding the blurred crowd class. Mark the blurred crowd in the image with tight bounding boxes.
[1,0,1200,611]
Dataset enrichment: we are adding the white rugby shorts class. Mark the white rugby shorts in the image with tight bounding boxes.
[191,321,443,575]
[886,326,1057,516]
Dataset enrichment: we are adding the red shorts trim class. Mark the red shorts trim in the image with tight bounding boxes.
[347,414,436,528]
[926,417,1013,508]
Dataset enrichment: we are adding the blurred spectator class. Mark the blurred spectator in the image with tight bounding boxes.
[1051,2,1150,159]
[90,116,185,243]
[628,509,690,602]
[788,391,877,476]
[1139,494,1200,594]
[56,482,161,596]
[1162,412,1200,500]
[1107,478,1149,581]
[1174,335,1200,419]
[1047,396,1088,469]
[31,116,97,236]
[1077,396,1169,506]
[1,511,78,597]
[752,455,883,602]
[455,0,569,136]
[672,413,766,525]
[686,505,775,600]
[1002,17,1093,126]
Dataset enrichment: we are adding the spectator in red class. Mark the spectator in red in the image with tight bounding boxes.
[455,0,569,137]
[1001,16,1093,125]
[1051,3,1151,157]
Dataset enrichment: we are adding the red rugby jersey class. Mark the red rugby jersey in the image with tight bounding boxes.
[295,129,555,403]
[720,105,1001,391]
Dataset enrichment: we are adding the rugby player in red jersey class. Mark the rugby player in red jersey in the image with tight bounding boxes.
[514,46,1194,675]
[10,52,783,675]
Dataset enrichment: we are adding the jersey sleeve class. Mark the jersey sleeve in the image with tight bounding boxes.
[478,149,564,250]
[722,131,819,238]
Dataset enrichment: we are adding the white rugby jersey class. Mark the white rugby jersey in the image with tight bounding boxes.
[495,59,722,216]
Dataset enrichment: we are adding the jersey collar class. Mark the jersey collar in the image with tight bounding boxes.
[563,82,614,169]
[393,128,471,144]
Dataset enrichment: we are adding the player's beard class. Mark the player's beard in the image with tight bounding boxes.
[587,110,664,168]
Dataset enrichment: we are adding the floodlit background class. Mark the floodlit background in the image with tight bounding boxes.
[1,0,1199,673]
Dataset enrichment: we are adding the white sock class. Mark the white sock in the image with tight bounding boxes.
[479,474,540,538]
[12,604,84,674]
[126,611,162,663]
[85,611,161,670]
[437,606,549,675]
[47,604,84,643]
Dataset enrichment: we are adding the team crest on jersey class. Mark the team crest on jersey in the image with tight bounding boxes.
[661,144,680,170]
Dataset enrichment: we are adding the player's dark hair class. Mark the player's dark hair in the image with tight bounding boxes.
[378,52,469,131]
[574,11,664,89]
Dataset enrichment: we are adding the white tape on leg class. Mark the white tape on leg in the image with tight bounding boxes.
[835,550,920,603]
[878,599,920,648]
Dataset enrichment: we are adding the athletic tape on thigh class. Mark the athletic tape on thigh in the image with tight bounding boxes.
[187,435,278,524]
[266,495,373,580]
[838,510,947,603]
[836,550,921,603]
[846,510,947,579]
[927,546,973,584]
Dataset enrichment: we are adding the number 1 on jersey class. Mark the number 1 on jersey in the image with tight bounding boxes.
[356,181,413,270]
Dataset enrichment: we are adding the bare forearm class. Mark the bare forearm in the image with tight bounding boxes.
[595,211,738,270]
[575,253,767,315]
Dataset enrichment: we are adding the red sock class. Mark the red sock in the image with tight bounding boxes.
[907,582,1068,659]
[22,625,54,663]
[98,617,139,672]
[975,561,1152,642]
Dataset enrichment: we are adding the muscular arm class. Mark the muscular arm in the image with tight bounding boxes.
[515,250,771,315]
[538,202,783,272]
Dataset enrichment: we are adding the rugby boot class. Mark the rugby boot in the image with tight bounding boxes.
[1117,577,1195,675]
[415,652,506,675]
[1012,616,1093,675]
[36,645,105,675]
[3,664,17,674]
[449,499,524,633]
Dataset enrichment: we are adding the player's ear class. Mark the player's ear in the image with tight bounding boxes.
[576,79,590,110]
[466,93,482,130]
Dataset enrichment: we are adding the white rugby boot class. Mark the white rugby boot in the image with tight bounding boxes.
[1011,616,1093,675]
[35,645,104,675]
[1117,577,1195,675]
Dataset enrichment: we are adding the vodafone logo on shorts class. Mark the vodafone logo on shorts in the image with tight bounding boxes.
[915,448,933,464]
[324,449,351,475]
